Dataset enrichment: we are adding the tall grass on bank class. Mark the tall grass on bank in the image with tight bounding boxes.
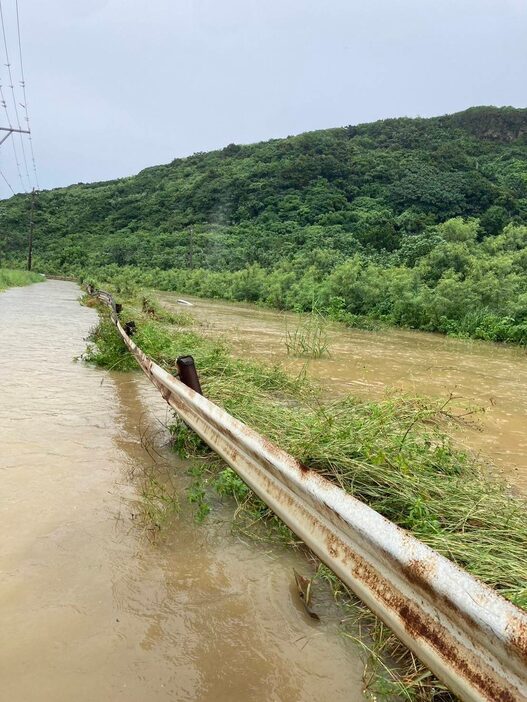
[84,291,527,701]
[285,308,330,358]
[0,268,42,291]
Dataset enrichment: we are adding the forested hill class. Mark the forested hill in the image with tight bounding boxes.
[2,105,527,342]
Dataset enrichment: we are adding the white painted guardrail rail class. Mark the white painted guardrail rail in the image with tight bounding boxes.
[94,290,527,702]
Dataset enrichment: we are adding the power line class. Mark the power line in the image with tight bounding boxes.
[0,0,30,191]
[9,125,25,192]
[0,164,14,194]
[0,0,38,199]
[5,120,25,192]
[0,63,25,192]
[0,72,11,127]
[15,0,38,188]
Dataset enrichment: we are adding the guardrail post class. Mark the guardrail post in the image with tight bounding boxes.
[177,355,203,395]
[123,321,136,337]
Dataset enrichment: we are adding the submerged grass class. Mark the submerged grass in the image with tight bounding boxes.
[0,268,42,290]
[84,289,527,701]
[285,308,330,358]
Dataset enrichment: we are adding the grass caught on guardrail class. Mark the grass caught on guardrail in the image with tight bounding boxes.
[83,289,527,701]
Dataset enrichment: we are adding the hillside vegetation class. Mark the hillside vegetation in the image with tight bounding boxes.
[2,106,527,341]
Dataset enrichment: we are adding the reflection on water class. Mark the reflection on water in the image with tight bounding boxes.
[0,281,364,701]
[158,292,527,493]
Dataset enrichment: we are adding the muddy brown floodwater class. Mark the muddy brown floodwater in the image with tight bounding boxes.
[157,292,527,494]
[0,280,365,701]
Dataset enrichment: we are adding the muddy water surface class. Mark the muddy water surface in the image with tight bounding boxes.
[158,293,527,493]
[0,280,365,701]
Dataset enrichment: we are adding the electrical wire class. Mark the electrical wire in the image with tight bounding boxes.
[1,96,25,193]
[0,70,24,193]
[0,0,30,191]
[9,132,24,190]
[0,0,39,198]
[0,164,14,194]
[15,0,38,189]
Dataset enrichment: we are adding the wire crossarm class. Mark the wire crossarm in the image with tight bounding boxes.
[0,125,30,144]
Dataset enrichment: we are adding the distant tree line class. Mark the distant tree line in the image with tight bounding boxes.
[1,105,527,342]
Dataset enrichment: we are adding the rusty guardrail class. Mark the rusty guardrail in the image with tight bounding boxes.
[93,289,527,702]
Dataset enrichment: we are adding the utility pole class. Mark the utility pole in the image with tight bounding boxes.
[27,187,35,271]
[189,226,194,270]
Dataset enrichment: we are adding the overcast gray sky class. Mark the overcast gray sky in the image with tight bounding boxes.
[0,0,525,196]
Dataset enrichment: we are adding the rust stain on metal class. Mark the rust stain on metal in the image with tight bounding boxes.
[510,619,527,659]
[259,470,507,697]
[348,550,516,702]
[403,558,438,586]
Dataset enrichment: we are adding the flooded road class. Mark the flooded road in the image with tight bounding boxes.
[158,293,527,493]
[0,280,365,701]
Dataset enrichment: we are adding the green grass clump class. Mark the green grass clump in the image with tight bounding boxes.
[285,309,330,358]
[84,290,527,701]
[0,268,42,291]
